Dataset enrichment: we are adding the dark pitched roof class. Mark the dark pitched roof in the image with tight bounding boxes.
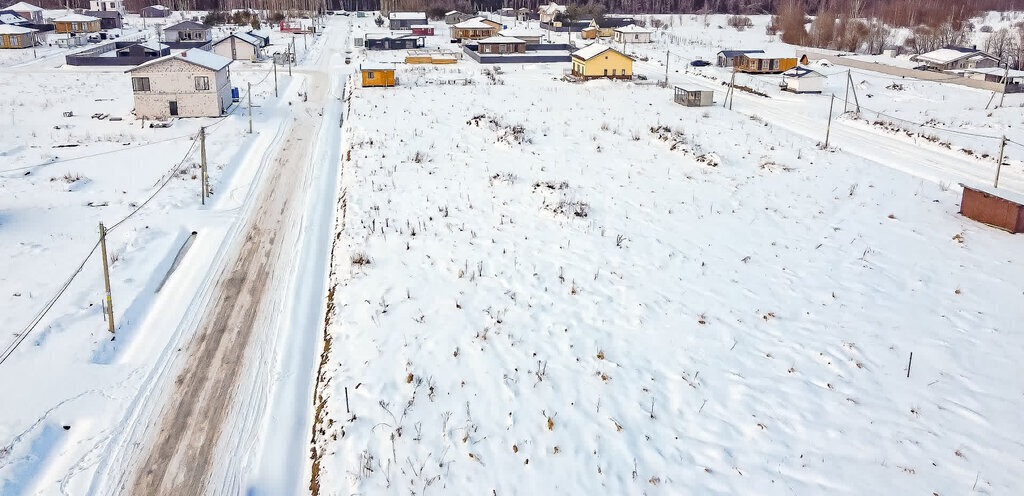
[718,49,764,57]
[85,10,122,19]
[943,45,978,53]
[164,20,207,31]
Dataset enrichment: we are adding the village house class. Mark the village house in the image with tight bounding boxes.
[211,31,263,60]
[570,43,632,80]
[957,67,1024,92]
[0,9,29,25]
[781,66,824,93]
[247,29,270,47]
[581,18,633,38]
[476,36,526,54]
[126,48,233,119]
[6,1,42,24]
[85,10,123,29]
[89,0,124,14]
[735,50,797,74]
[388,11,426,30]
[516,8,530,21]
[914,45,999,71]
[0,23,35,48]
[140,5,170,17]
[364,32,424,50]
[54,14,102,34]
[498,27,543,44]
[162,20,212,47]
[581,26,597,39]
[444,10,472,25]
[115,40,168,58]
[451,17,499,41]
[360,64,395,87]
[716,49,763,67]
[537,2,565,23]
[612,24,651,43]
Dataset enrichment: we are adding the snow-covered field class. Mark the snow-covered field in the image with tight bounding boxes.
[2,9,1024,496]
[312,22,1024,495]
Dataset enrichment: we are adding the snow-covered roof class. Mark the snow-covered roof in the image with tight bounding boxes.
[454,17,496,29]
[718,49,763,57]
[916,46,995,65]
[782,66,822,78]
[0,10,28,24]
[961,66,1024,78]
[478,35,525,44]
[0,23,34,33]
[410,24,431,28]
[6,2,42,12]
[360,63,394,71]
[144,4,169,10]
[388,11,426,20]
[445,10,460,15]
[164,20,208,31]
[960,182,1024,208]
[614,24,651,33]
[499,28,542,36]
[572,43,625,61]
[136,40,167,50]
[538,2,566,14]
[53,13,100,22]
[745,49,795,60]
[129,48,232,72]
[213,31,260,47]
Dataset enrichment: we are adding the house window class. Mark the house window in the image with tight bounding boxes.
[367,71,374,79]
[132,77,151,91]
[195,76,210,90]
[604,69,608,75]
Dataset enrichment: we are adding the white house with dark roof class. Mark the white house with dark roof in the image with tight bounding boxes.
[781,66,824,93]
[612,24,652,43]
[126,48,233,119]
[388,11,427,30]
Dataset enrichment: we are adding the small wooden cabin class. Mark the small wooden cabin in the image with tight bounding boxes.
[0,24,37,49]
[674,87,713,107]
[477,36,526,54]
[959,183,1024,233]
[410,24,434,35]
[736,51,797,74]
[54,14,102,33]
[361,64,395,87]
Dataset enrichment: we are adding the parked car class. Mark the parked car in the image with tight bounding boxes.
[690,59,711,67]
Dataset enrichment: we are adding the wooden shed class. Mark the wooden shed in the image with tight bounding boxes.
[361,64,395,87]
[674,87,713,107]
[959,183,1024,233]
[411,24,434,36]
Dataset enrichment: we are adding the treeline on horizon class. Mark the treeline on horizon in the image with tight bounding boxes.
[20,0,1024,25]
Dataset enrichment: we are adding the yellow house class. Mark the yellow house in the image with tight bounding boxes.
[361,64,395,87]
[53,13,102,34]
[570,44,632,80]
[0,24,37,49]
[736,51,797,74]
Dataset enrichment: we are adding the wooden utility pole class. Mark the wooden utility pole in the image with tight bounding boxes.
[994,135,1007,188]
[247,82,253,134]
[287,43,292,76]
[998,63,1010,108]
[664,50,669,86]
[849,70,861,113]
[725,65,737,110]
[844,69,851,113]
[99,222,115,334]
[273,58,278,97]
[200,127,208,204]
[825,95,835,148]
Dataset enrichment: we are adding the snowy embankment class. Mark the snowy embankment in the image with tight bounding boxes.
[312,64,1024,494]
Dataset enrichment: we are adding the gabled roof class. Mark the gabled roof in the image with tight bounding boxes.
[454,17,496,29]
[6,2,42,12]
[117,40,167,51]
[782,66,821,78]
[164,20,208,31]
[0,22,34,33]
[499,27,542,37]
[572,43,629,61]
[128,48,231,72]
[718,49,763,57]
[213,31,260,47]
[388,11,426,20]
[0,9,28,24]
[143,4,169,10]
[744,49,795,60]
[444,10,461,15]
[53,13,100,22]
[614,23,650,33]
[538,2,566,14]
[360,63,394,71]
[916,46,996,65]
[478,35,525,43]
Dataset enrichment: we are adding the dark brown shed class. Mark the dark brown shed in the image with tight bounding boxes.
[959,183,1024,233]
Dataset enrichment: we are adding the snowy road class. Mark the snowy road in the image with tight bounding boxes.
[638,60,1024,196]
[86,19,350,496]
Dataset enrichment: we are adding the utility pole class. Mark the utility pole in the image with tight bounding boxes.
[725,65,737,110]
[273,58,278,97]
[287,43,292,76]
[247,82,253,134]
[200,127,208,204]
[997,63,1010,108]
[825,94,835,148]
[994,135,1007,188]
[99,222,115,335]
[664,49,669,86]
[844,69,851,113]
[849,70,861,113]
